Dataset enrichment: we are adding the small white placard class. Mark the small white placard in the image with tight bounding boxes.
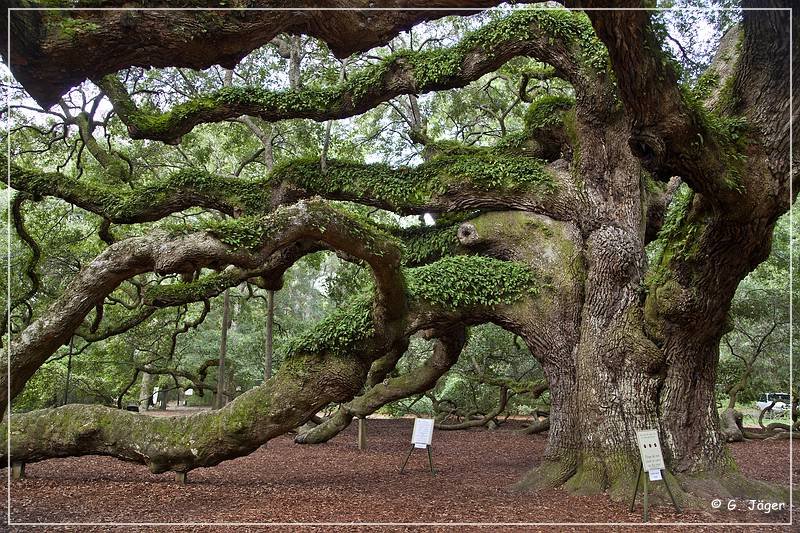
[648,468,662,481]
[411,418,434,448]
[636,429,666,471]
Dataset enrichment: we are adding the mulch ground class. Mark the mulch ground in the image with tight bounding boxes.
[0,415,796,532]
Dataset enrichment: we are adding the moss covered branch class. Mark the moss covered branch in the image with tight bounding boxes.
[2,349,374,473]
[3,199,405,414]
[4,153,266,223]
[7,2,507,108]
[572,1,781,210]
[7,150,578,223]
[96,9,606,144]
[2,251,539,470]
[296,326,466,445]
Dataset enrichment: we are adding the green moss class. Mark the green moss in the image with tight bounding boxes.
[201,216,266,250]
[145,271,240,305]
[524,94,575,133]
[682,86,748,192]
[492,131,531,153]
[283,255,536,359]
[5,153,272,221]
[97,9,607,141]
[270,153,554,210]
[54,16,100,39]
[428,153,554,193]
[458,8,607,71]
[716,72,737,112]
[285,291,375,357]
[406,255,537,309]
[392,224,460,266]
[692,68,719,101]
[644,183,701,290]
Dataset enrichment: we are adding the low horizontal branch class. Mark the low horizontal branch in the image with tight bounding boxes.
[7,151,578,223]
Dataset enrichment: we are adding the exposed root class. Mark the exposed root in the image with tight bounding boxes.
[513,455,577,492]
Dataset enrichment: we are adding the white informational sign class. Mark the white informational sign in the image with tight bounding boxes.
[636,429,666,471]
[648,468,662,481]
[411,418,434,449]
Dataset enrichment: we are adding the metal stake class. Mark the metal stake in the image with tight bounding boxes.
[399,445,414,473]
[11,462,25,481]
[662,469,682,513]
[629,462,642,512]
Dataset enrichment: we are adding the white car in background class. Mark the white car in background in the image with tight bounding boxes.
[756,392,791,415]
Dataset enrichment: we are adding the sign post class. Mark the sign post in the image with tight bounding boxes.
[400,418,435,475]
[357,417,367,450]
[630,429,681,521]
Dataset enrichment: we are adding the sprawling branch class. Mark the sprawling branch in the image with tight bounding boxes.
[7,152,580,222]
[2,352,374,474]
[5,154,260,223]
[3,194,42,335]
[4,1,506,108]
[136,357,220,399]
[435,385,511,430]
[3,199,404,414]
[2,248,548,472]
[94,9,605,144]
[2,200,586,471]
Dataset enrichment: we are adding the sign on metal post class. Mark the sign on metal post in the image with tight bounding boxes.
[400,418,436,475]
[630,429,681,521]
[411,418,434,449]
[636,429,665,474]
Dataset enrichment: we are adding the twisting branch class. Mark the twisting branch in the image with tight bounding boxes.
[2,199,404,413]
[1,232,567,472]
[295,326,466,444]
[58,97,132,181]
[6,152,578,223]
[2,194,42,339]
[435,385,512,430]
[570,1,794,213]
[94,10,605,144]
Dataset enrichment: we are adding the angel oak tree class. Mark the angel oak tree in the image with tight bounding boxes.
[1,1,796,502]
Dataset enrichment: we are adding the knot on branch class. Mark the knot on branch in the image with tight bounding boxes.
[629,132,667,179]
[457,222,480,246]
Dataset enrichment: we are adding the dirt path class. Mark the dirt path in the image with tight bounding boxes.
[1,418,795,531]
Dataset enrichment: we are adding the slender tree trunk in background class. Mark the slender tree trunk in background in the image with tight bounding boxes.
[138,371,152,412]
[62,336,74,405]
[263,126,274,171]
[288,34,302,90]
[264,290,274,382]
[158,387,168,410]
[214,290,232,410]
[320,59,347,173]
